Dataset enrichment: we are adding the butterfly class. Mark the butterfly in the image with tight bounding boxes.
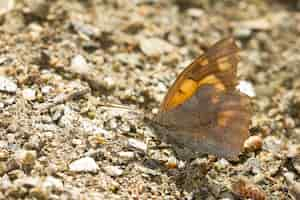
[152,38,251,160]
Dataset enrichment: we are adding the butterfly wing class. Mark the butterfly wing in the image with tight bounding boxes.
[160,37,240,112]
[155,38,251,159]
[155,86,251,159]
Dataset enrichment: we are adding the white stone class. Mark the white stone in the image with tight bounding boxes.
[236,80,256,97]
[70,54,92,75]
[187,8,204,18]
[128,138,147,152]
[103,166,124,177]
[80,119,113,139]
[118,151,135,159]
[22,88,36,100]
[0,175,12,190]
[43,176,63,191]
[69,157,99,173]
[41,86,53,94]
[139,37,174,57]
[0,76,17,93]
[0,0,14,16]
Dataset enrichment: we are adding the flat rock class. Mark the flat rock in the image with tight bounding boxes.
[128,138,147,152]
[69,157,99,173]
[139,37,174,57]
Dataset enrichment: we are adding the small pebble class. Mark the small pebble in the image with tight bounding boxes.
[139,37,174,57]
[215,158,230,170]
[0,175,12,190]
[80,120,113,139]
[103,166,124,177]
[15,150,37,167]
[70,54,92,75]
[22,88,36,100]
[236,80,256,97]
[101,76,116,90]
[42,176,63,191]
[0,0,14,16]
[0,76,17,93]
[71,139,82,146]
[28,23,43,41]
[244,135,263,152]
[69,157,99,173]
[233,27,252,39]
[165,156,178,169]
[41,86,53,94]
[118,151,135,159]
[128,138,147,152]
[187,8,204,18]
[71,21,100,38]
[116,53,141,66]
[287,144,300,158]
[135,164,159,176]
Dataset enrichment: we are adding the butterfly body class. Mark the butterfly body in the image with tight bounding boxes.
[153,38,251,160]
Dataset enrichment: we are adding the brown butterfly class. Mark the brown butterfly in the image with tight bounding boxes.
[152,38,251,160]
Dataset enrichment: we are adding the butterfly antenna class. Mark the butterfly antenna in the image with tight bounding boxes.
[96,102,158,123]
[96,102,144,116]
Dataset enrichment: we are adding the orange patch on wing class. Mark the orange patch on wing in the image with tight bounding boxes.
[163,75,226,110]
[166,79,198,110]
[197,75,225,91]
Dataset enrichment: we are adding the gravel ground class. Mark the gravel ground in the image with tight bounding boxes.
[0,0,300,199]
